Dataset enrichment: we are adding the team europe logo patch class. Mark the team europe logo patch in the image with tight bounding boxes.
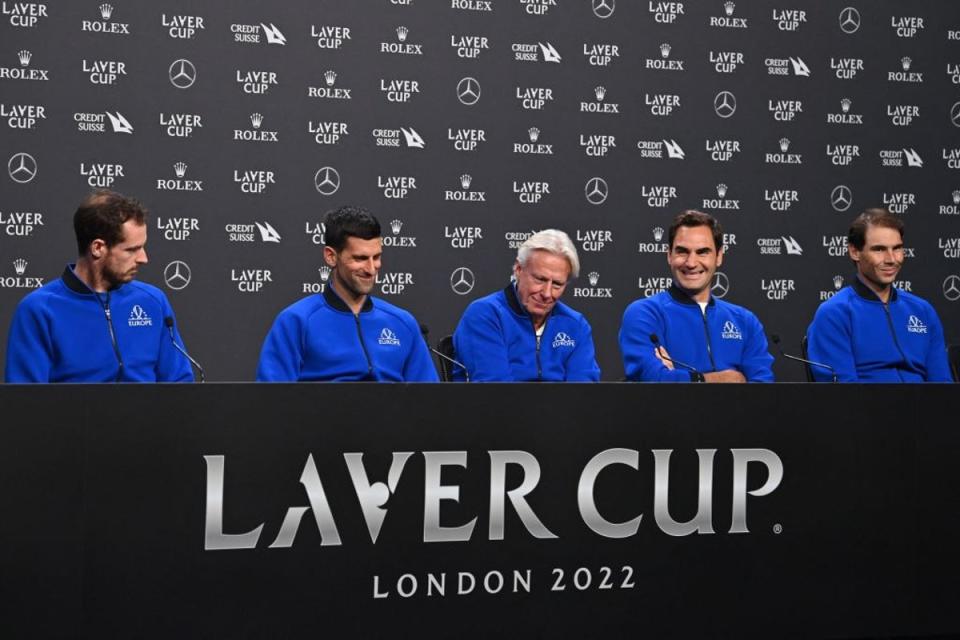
[721,320,742,340]
[127,304,152,327]
[378,327,401,346]
[552,332,576,348]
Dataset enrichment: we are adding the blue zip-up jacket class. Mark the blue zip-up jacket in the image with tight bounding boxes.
[619,285,774,382]
[5,265,194,383]
[256,284,439,382]
[806,276,952,382]
[452,285,601,382]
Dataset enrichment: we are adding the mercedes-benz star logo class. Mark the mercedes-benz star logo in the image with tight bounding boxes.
[8,152,37,184]
[714,91,737,118]
[585,177,608,205]
[450,267,475,295]
[951,101,960,128]
[839,7,861,34]
[830,185,852,212]
[592,0,615,19]
[314,166,340,195]
[169,58,196,89]
[456,77,480,106]
[164,260,192,290]
[944,275,960,302]
[712,272,729,299]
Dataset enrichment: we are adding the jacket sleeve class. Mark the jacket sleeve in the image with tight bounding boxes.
[806,302,858,382]
[404,316,440,382]
[922,304,953,382]
[4,297,53,383]
[453,301,514,382]
[565,315,601,381]
[256,310,304,382]
[619,300,691,382]
[155,298,195,382]
[740,311,775,382]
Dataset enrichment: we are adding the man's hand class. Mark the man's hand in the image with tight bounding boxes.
[655,345,674,370]
[703,369,746,383]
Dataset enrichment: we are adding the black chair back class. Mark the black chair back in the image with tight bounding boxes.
[436,335,456,382]
[800,335,815,382]
[948,344,960,383]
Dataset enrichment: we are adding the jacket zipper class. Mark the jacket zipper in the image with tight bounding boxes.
[101,293,124,382]
[700,306,717,371]
[882,302,907,381]
[354,313,374,379]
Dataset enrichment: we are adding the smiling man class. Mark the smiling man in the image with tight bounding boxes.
[806,209,952,382]
[5,190,194,382]
[256,206,437,382]
[619,210,774,382]
[452,229,600,381]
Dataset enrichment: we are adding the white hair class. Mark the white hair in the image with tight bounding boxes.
[516,229,580,278]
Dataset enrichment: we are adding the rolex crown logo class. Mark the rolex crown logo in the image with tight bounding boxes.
[18,50,31,66]
[953,190,960,205]
[250,113,263,129]
[324,70,336,86]
[833,275,844,290]
[99,3,114,19]
[390,219,403,235]
[716,183,728,198]
[173,162,187,178]
[901,56,912,71]
[318,265,331,282]
[594,85,606,101]
[724,1,735,17]
[396,26,409,42]
[779,137,791,152]
[653,226,665,242]
[588,271,600,286]
[840,98,852,113]
[13,258,27,275]
[460,174,472,189]
[528,127,540,143]
[659,43,671,59]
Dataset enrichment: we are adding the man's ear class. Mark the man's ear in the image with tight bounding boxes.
[89,239,107,260]
[716,248,724,268]
[323,245,338,268]
[848,245,860,263]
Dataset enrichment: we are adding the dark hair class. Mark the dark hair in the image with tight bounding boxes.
[668,209,723,252]
[73,189,148,255]
[847,208,904,250]
[323,205,381,251]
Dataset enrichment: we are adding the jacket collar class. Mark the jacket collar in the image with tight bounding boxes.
[323,280,374,313]
[62,263,119,295]
[668,283,715,307]
[851,273,898,303]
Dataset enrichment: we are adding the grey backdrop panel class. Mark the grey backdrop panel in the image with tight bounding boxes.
[1,1,958,381]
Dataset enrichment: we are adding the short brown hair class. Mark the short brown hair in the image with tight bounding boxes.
[668,210,723,252]
[847,208,904,250]
[73,189,148,255]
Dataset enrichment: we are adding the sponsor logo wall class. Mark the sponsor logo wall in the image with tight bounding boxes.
[1,1,958,381]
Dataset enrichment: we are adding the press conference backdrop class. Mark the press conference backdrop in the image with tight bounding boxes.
[1,1,959,381]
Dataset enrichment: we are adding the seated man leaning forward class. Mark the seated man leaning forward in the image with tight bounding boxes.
[256,205,438,382]
[806,208,952,382]
[619,210,774,382]
[453,229,600,381]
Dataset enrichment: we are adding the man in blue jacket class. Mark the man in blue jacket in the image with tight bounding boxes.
[806,209,952,382]
[452,229,600,381]
[257,206,438,382]
[619,210,774,382]
[5,190,194,383]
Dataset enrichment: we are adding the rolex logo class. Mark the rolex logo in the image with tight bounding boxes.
[174,162,187,178]
[833,275,843,290]
[528,127,540,143]
[390,219,403,235]
[13,258,27,275]
[901,56,912,71]
[594,85,606,101]
[724,1,735,17]
[460,173,473,189]
[953,190,960,205]
[324,70,336,86]
[318,265,331,282]
[99,3,114,19]
[660,43,671,59]
[841,98,852,113]
[716,183,728,198]
[250,113,263,129]
[396,26,409,42]
[779,137,791,152]
[588,271,600,286]
[653,226,664,242]
[18,50,31,66]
